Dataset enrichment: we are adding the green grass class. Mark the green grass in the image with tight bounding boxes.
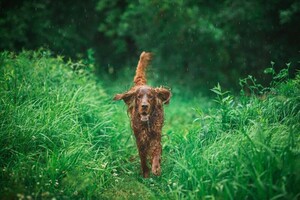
[1,50,299,199]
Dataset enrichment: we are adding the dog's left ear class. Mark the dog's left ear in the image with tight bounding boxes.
[155,87,171,104]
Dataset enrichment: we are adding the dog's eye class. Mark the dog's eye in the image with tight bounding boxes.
[148,95,153,99]
[137,95,142,99]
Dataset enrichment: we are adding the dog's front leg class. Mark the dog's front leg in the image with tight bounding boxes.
[137,145,150,178]
[151,141,162,176]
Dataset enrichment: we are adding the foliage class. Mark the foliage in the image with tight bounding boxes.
[0,0,98,57]
[1,0,299,90]
[96,0,300,89]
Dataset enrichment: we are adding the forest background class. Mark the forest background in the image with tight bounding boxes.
[1,0,299,91]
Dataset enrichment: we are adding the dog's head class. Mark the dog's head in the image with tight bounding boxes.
[113,85,171,122]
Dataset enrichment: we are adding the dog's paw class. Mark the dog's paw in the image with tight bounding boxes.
[152,164,161,176]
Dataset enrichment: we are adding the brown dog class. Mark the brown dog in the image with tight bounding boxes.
[113,52,171,178]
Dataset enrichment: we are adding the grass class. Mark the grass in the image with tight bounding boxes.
[0,50,299,199]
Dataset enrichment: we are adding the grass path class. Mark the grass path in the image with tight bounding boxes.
[102,86,206,199]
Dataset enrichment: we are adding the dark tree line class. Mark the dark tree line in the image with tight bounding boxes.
[1,0,299,90]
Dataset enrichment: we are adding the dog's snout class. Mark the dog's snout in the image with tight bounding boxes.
[141,96,149,109]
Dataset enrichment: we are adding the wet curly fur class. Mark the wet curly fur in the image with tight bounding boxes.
[113,52,171,178]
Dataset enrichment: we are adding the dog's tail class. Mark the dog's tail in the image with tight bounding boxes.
[134,51,152,86]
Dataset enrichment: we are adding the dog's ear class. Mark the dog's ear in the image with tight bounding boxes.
[155,87,171,104]
[113,90,136,106]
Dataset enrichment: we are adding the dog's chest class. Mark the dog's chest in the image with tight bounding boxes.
[133,126,156,142]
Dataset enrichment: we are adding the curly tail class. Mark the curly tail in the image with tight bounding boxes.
[134,51,152,86]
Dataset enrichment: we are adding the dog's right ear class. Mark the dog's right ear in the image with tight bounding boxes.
[113,90,135,106]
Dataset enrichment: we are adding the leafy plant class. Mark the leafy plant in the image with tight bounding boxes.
[264,62,291,87]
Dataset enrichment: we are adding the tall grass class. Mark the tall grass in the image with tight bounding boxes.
[1,50,299,199]
[163,68,300,199]
[0,50,119,199]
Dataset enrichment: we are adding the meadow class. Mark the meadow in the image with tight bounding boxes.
[1,50,299,199]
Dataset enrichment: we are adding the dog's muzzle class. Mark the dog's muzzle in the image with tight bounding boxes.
[140,113,149,122]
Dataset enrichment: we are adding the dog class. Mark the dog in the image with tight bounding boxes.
[113,52,171,178]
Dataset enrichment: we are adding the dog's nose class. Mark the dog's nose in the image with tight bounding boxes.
[142,104,148,109]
